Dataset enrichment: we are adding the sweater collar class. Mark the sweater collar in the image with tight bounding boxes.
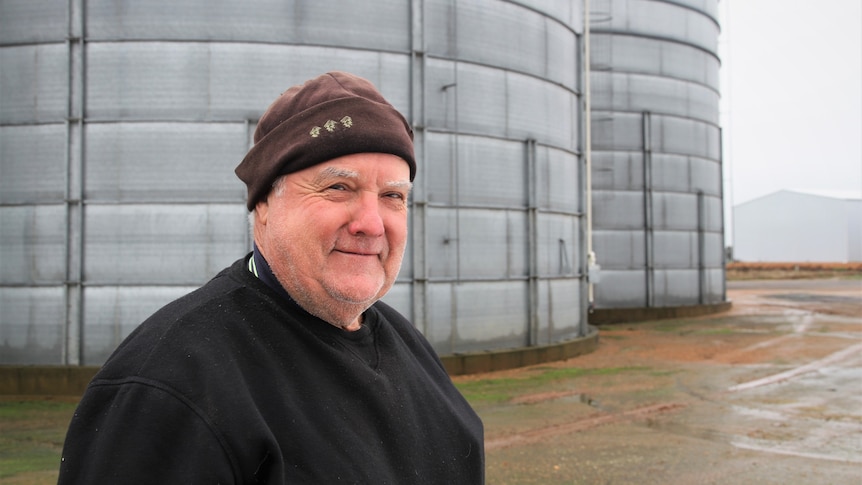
[250,243,296,305]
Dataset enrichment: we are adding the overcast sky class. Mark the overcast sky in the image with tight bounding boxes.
[719,0,862,212]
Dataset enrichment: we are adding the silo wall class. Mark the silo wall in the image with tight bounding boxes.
[588,0,726,309]
[0,0,588,365]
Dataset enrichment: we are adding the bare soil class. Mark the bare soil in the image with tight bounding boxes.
[458,278,862,484]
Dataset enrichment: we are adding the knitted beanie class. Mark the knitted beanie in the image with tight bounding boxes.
[236,71,416,211]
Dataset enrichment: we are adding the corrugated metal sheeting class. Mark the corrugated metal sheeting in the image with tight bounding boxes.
[589,0,725,308]
[0,0,588,364]
[734,191,862,263]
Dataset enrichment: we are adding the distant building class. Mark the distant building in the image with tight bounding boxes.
[733,190,862,262]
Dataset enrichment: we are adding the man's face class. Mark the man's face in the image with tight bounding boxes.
[255,153,412,328]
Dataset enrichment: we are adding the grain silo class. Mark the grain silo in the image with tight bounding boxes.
[0,0,589,366]
[588,0,726,311]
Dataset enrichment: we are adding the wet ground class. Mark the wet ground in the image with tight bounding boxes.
[1,279,859,484]
[458,279,862,484]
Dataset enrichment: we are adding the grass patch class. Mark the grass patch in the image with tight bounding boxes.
[0,399,77,481]
[651,321,693,334]
[455,366,649,404]
[648,370,679,377]
[0,399,77,420]
[454,377,524,404]
[693,327,737,335]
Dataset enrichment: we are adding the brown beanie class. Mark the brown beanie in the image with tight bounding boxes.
[235,71,416,210]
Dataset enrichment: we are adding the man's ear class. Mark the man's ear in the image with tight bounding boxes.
[255,200,269,226]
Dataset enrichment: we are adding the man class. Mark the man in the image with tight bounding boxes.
[58,72,485,484]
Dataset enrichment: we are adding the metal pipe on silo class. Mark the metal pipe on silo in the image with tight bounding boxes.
[584,0,597,310]
[63,0,87,365]
[642,111,654,308]
[526,138,539,346]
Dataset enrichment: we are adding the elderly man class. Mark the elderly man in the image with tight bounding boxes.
[58,72,485,484]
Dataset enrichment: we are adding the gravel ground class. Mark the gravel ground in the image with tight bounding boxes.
[459,278,862,484]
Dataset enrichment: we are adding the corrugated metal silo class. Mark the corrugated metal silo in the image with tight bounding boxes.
[588,0,726,309]
[0,0,588,365]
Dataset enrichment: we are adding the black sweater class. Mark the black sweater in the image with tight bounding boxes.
[58,255,484,484]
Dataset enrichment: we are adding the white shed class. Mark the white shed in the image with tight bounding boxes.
[733,190,862,262]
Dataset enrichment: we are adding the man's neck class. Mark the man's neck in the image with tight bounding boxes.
[249,244,365,331]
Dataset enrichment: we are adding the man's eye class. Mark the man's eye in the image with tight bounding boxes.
[384,192,406,200]
[328,184,348,191]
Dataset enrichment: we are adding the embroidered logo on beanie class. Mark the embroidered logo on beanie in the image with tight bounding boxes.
[311,116,353,138]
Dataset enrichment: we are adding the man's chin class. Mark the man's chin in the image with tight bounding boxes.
[325,283,387,306]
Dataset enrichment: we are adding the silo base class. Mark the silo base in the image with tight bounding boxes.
[0,366,100,396]
[589,302,732,326]
[440,326,600,376]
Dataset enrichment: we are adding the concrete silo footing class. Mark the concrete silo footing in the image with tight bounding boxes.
[0,365,99,396]
[0,329,601,394]
[589,301,732,325]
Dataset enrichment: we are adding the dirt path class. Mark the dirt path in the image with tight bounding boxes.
[459,279,862,484]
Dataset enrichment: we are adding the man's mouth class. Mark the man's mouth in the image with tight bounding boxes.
[335,249,380,257]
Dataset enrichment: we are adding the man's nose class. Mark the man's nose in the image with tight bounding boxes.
[347,192,385,237]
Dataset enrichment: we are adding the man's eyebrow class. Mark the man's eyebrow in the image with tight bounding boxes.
[386,180,413,191]
[313,166,359,183]
[314,166,412,191]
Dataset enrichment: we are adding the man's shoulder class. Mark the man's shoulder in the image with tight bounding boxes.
[97,257,264,372]
[146,255,265,323]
